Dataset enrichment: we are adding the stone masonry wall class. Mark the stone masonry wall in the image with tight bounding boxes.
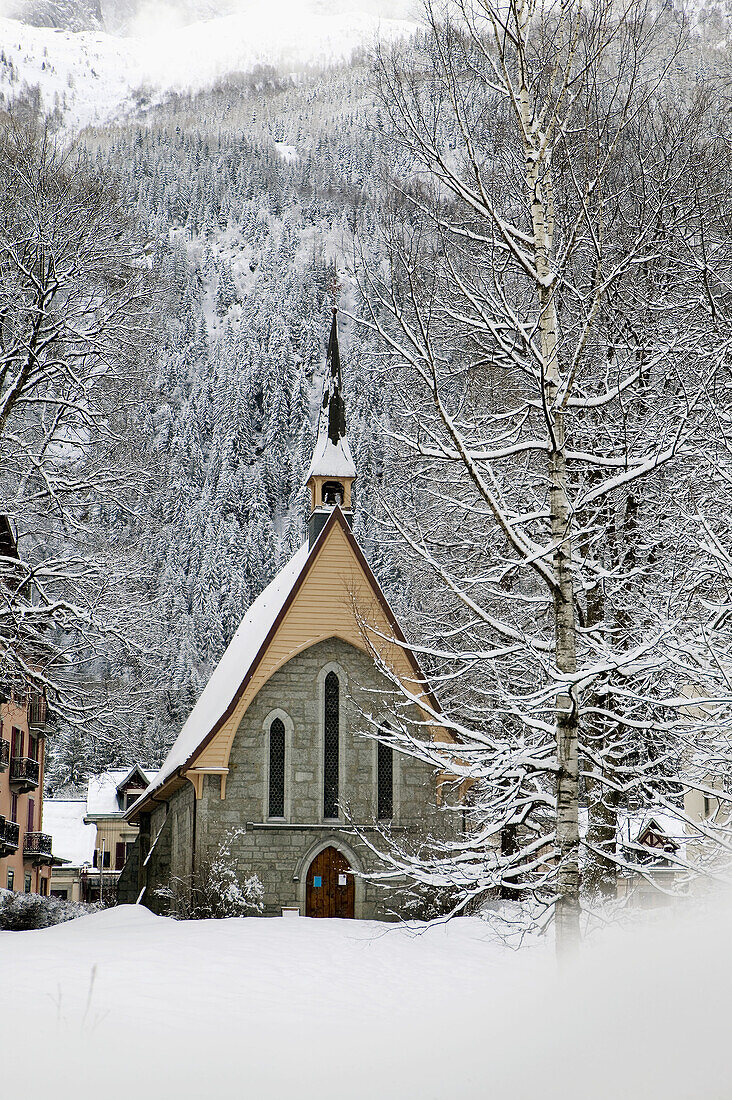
[143,638,453,919]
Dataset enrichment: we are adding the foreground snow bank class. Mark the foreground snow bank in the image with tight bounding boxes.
[1,899,730,1099]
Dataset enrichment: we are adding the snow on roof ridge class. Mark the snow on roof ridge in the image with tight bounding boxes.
[138,540,312,804]
[85,766,152,815]
[306,432,356,480]
[114,763,150,791]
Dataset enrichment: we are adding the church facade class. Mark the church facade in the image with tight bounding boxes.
[122,313,454,919]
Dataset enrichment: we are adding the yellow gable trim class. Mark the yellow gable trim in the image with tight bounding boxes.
[188,519,435,781]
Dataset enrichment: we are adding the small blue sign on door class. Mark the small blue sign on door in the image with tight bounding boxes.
[313,875,322,887]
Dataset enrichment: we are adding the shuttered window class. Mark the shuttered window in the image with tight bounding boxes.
[26,798,34,832]
[268,718,286,818]
[377,736,393,820]
[323,672,339,819]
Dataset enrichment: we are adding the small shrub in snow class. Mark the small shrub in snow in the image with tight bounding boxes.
[157,829,264,919]
[0,889,99,931]
[388,880,468,922]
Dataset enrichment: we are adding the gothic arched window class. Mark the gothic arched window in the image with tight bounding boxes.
[323,671,340,819]
[377,729,393,820]
[269,717,286,818]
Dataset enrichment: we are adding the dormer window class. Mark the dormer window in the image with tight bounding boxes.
[114,766,149,811]
[124,790,145,810]
[322,481,344,506]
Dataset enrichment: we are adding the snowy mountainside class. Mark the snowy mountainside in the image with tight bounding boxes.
[3,0,104,30]
[0,0,417,132]
[0,20,134,130]
[50,61,399,773]
[2,0,416,33]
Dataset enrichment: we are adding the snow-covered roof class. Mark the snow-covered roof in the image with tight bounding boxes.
[86,766,150,816]
[306,431,356,480]
[137,541,311,805]
[42,800,96,868]
[617,810,687,856]
[130,507,442,818]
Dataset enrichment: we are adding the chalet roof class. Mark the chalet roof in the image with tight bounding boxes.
[131,508,437,817]
[618,810,685,854]
[306,310,356,481]
[42,799,95,868]
[115,763,150,794]
[86,766,151,816]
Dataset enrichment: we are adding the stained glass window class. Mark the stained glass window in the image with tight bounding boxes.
[377,731,393,820]
[324,671,339,818]
[269,717,285,818]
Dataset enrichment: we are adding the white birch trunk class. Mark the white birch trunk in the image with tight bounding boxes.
[523,105,581,957]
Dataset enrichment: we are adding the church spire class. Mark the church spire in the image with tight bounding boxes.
[324,308,346,447]
[305,309,356,548]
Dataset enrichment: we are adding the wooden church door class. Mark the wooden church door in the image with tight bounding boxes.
[305,847,355,918]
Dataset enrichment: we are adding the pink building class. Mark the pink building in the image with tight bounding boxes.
[0,687,52,895]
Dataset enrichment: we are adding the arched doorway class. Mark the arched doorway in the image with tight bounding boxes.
[305,846,355,918]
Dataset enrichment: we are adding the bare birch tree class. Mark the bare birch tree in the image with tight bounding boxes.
[0,117,158,737]
[354,0,732,955]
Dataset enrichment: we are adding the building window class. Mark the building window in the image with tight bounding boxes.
[24,873,31,893]
[94,848,111,869]
[10,726,22,758]
[323,671,340,819]
[26,797,34,833]
[28,735,38,762]
[40,877,48,897]
[377,733,394,820]
[6,869,13,891]
[268,717,286,818]
[115,842,126,871]
[10,793,18,824]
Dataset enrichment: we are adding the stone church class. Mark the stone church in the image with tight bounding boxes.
[122,312,454,919]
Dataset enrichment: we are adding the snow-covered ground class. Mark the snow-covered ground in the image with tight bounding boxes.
[0,0,417,132]
[2,899,732,1098]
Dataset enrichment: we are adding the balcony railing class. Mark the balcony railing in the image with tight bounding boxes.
[23,832,53,862]
[28,693,48,732]
[9,756,39,792]
[0,738,8,771]
[1,817,20,854]
[79,868,118,904]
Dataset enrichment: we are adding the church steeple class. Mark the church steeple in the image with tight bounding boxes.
[305,309,356,548]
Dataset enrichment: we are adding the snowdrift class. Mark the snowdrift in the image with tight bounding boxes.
[1,896,731,1098]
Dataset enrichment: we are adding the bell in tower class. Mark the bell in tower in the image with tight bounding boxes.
[305,309,356,548]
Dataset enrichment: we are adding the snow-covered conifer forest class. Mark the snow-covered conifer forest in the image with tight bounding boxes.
[3,0,732,956]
